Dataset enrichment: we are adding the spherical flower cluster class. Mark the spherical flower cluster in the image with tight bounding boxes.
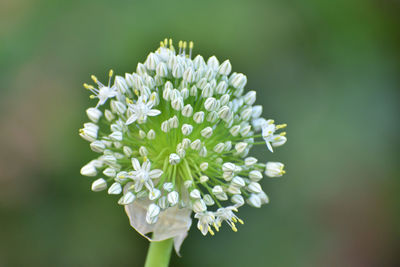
[79,39,287,249]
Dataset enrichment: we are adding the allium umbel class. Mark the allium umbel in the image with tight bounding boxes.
[79,39,287,252]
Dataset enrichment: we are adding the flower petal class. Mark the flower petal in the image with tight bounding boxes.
[149,169,163,179]
[126,114,138,125]
[131,158,141,171]
[147,109,161,116]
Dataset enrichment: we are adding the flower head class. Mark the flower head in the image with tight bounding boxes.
[79,38,287,251]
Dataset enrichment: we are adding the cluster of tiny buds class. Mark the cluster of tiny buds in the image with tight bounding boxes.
[80,38,287,236]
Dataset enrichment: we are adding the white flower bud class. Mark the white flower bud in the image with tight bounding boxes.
[146,203,161,224]
[169,153,180,165]
[139,130,146,139]
[197,77,208,89]
[172,63,184,78]
[222,162,236,172]
[193,199,207,213]
[123,146,133,157]
[156,62,168,77]
[184,180,193,189]
[193,55,206,69]
[204,97,217,111]
[228,184,241,195]
[190,139,202,150]
[252,105,263,119]
[183,67,195,82]
[190,189,201,199]
[258,191,270,204]
[207,56,219,70]
[223,171,234,181]
[167,191,179,206]
[224,141,232,151]
[212,185,228,201]
[147,129,156,140]
[249,170,263,182]
[206,111,218,123]
[241,107,253,121]
[231,194,245,207]
[163,87,171,101]
[90,141,106,153]
[110,100,126,115]
[182,138,191,149]
[245,157,258,166]
[108,182,122,195]
[215,81,228,95]
[201,84,214,98]
[247,194,262,208]
[200,162,208,171]
[145,53,159,70]
[218,60,232,76]
[272,135,287,147]
[181,124,193,136]
[231,73,247,89]
[109,131,123,141]
[244,91,256,105]
[79,123,99,142]
[203,194,215,206]
[86,108,102,123]
[103,167,116,177]
[91,178,107,192]
[230,125,240,136]
[265,162,285,177]
[169,115,179,128]
[161,121,170,133]
[240,125,252,136]
[182,104,193,117]
[181,88,189,99]
[171,97,184,111]
[235,142,248,153]
[232,176,245,187]
[158,196,169,210]
[163,182,174,192]
[199,146,207,157]
[104,109,115,122]
[139,146,148,156]
[200,127,213,138]
[247,182,262,193]
[218,106,230,120]
[193,111,205,124]
[115,76,128,93]
[213,143,225,153]
[80,162,97,177]
[149,188,161,200]
[200,175,209,183]
[190,85,198,96]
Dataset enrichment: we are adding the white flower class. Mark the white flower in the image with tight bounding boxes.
[195,212,216,235]
[126,95,161,125]
[265,162,285,177]
[80,39,287,249]
[127,158,163,192]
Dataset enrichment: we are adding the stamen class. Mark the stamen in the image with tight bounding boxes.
[189,41,194,58]
[231,224,238,232]
[276,123,287,129]
[238,219,244,224]
[178,40,183,54]
[91,75,98,83]
[208,226,215,236]
[183,41,187,56]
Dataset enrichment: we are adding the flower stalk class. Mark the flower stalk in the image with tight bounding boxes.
[144,239,174,267]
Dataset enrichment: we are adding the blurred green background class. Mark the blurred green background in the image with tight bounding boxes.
[1,0,399,266]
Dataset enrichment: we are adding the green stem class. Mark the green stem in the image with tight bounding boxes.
[144,239,174,267]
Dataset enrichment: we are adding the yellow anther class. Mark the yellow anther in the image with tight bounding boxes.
[231,224,238,232]
[232,207,238,212]
[178,40,183,48]
[143,156,148,162]
[89,95,96,99]
[208,226,215,236]
[280,132,286,136]
[238,219,244,225]
[169,38,172,47]
[199,225,203,231]
[281,170,286,174]
[83,83,89,89]
[232,217,237,223]
[151,94,156,101]
[213,223,219,232]
[183,41,187,49]
[91,75,98,83]
[119,175,125,179]
[276,123,287,129]
[160,41,164,47]
[125,97,133,104]
[269,120,275,124]
[109,69,114,77]
[79,129,84,133]
[134,89,139,96]
[218,221,222,227]
[189,41,194,49]
[164,38,168,46]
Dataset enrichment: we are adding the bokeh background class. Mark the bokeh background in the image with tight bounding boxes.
[1,0,399,266]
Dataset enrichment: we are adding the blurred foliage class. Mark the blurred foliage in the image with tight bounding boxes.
[0,0,399,266]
